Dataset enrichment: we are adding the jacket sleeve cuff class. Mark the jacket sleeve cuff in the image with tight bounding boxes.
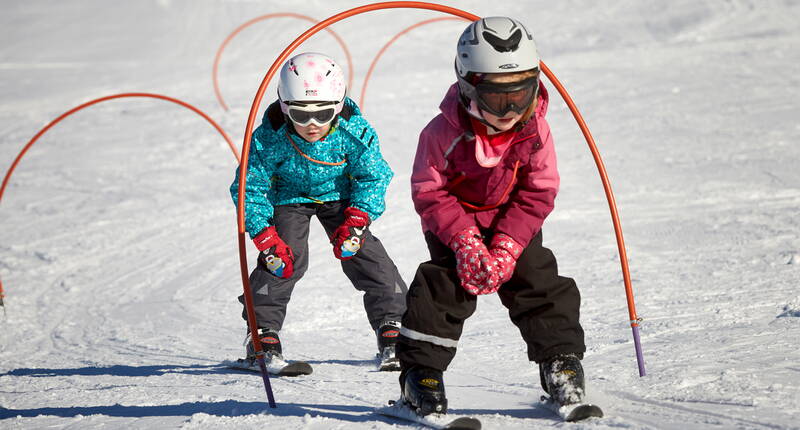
[247,220,273,240]
[435,217,479,249]
[350,203,380,222]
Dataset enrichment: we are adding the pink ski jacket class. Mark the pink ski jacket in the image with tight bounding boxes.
[411,82,559,248]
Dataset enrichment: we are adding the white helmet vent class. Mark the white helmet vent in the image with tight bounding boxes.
[455,17,539,77]
[483,28,522,53]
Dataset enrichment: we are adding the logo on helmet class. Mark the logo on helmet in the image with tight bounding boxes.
[305,89,318,96]
[499,63,519,69]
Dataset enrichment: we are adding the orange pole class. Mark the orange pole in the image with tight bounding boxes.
[359,16,468,110]
[540,63,645,375]
[212,13,354,112]
[0,92,239,314]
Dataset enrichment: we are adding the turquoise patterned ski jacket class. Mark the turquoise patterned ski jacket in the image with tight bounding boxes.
[230,98,394,238]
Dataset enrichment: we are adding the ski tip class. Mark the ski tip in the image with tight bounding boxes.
[225,359,313,377]
[444,416,482,429]
[277,361,313,376]
[540,395,604,422]
[565,404,604,422]
[377,397,481,429]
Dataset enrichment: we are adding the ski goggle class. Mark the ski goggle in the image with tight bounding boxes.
[285,102,338,127]
[460,73,539,117]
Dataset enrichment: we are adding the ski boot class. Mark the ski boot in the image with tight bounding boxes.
[377,321,401,371]
[245,328,283,364]
[401,365,448,415]
[539,353,586,406]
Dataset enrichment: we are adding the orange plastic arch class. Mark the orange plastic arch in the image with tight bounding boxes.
[540,61,639,321]
[212,12,354,112]
[359,16,468,110]
[0,92,238,310]
[235,1,645,384]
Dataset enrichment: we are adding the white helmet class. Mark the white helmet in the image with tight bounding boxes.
[455,17,541,124]
[455,17,539,78]
[278,52,346,116]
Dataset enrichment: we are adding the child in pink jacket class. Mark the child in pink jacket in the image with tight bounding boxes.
[395,17,593,418]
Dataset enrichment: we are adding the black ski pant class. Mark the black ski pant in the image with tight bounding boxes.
[239,200,407,332]
[396,230,585,372]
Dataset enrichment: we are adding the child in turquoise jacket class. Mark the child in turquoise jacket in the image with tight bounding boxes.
[230,52,406,372]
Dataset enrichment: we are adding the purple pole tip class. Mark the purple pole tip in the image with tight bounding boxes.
[631,325,646,377]
[257,356,277,408]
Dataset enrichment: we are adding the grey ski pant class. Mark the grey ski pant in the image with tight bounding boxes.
[239,200,407,332]
[397,230,585,371]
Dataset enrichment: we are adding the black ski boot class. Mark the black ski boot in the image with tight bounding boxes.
[246,328,283,363]
[377,321,401,371]
[539,353,586,406]
[401,365,448,415]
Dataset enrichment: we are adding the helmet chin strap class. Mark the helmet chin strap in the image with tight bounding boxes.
[462,99,502,133]
[467,102,533,135]
[477,113,503,134]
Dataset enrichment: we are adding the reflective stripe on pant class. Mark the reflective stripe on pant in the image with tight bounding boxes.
[396,230,585,371]
[239,200,407,331]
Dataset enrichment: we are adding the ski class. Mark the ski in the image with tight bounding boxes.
[225,357,313,377]
[376,398,481,429]
[540,395,603,422]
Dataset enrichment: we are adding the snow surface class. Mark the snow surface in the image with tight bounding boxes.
[2,0,799,428]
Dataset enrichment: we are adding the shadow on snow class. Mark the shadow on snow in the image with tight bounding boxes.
[303,358,375,366]
[0,401,556,423]
[1,364,557,422]
[1,364,244,378]
[0,401,376,421]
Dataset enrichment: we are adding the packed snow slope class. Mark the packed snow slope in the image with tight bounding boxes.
[1,1,799,429]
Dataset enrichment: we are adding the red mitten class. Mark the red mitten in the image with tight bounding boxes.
[449,226,500,295]
[488,233,524,290]
[331,207,370,260]
[253,226,294,278]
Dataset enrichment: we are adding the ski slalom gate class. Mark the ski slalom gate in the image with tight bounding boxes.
[0,92,238,318]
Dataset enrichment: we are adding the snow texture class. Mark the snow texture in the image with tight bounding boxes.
[1,0,799,429]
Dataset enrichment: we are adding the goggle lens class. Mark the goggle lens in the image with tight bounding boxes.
[288,106,336,126]
[478,86,535,115]
[470,74,539,117]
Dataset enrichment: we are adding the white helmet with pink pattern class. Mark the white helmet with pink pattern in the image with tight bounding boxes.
[278,52,346,116]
